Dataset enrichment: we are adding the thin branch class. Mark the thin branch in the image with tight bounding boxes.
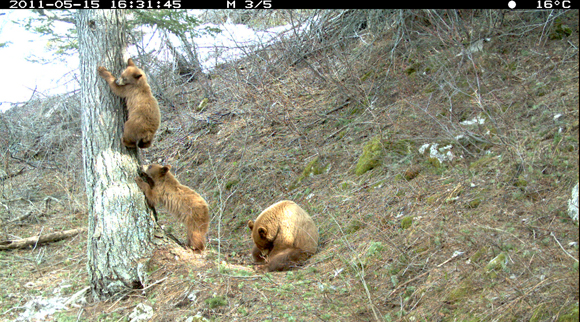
[551,232,579,263]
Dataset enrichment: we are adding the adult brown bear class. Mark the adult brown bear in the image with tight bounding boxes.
[97,58,160,148]
[135,164,209,252]
[248,200,318,271]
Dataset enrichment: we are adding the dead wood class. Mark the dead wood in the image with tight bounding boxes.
[0,227,86,250]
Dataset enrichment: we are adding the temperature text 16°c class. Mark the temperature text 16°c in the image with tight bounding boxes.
[537,0,571,8]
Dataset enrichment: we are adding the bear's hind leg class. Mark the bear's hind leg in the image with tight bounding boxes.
[185,230,204,251]
[185,220,206,252]
[266,248,311,272]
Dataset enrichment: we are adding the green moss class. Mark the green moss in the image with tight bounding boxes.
[355,136,384,175]
[467,198,481,209]
[205,295,227,308]
[513,176,528,188]
[340,182,352,190]
[303,156,325,177]
[401,216,414,230]
[383,139,413,155]
[428,157,441,168]
[470,246,488,263]
[445,280,473,304]
[225,179,239,190]
[344,219,366,234]
[290,156,328,190]
[297,157,327,183]
[405,62,421,76]
[558,303,579,322]
[469,153,496,170]
[426,196,438,204]
[485,252,507,272]
[550,22,573,40]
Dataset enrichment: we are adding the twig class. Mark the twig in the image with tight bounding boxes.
[0,168,26,182]
[64,286,91,306]
[141,277,168,291]
[6,211,34,224]
[551,232,579,263]
[437,250,464,267]
[387,270,430,298]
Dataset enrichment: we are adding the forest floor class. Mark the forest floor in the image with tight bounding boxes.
[0,10,579,322]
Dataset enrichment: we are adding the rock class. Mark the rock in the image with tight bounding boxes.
[568,182,579,223]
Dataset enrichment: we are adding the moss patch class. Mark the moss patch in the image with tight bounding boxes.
[290,156,328,189]
[558,303,579,322]
[355,136,384,176]
[205,295,227,309]
[467,198,482,209]
[485,252,508,272]
[401,216,414,230]
[300,156,326,179]
[445,280,474,304]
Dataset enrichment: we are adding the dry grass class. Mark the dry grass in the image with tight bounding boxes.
[0,9,578,322]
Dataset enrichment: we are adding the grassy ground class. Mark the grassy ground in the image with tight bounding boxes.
[0,10,578,322]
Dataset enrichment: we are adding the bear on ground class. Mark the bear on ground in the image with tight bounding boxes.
[248,200,318,272]
[135,164,209,252]
[97,58,160,148]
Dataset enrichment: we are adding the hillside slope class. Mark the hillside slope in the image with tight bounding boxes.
[0,10,578,322]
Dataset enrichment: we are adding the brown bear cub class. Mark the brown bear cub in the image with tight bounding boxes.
[248,200,318,272]
[135,164,209,252]
[97,58,160,148]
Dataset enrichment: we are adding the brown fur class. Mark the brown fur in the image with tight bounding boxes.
[97,58,160,148]
[248,200,318,272]
[135,164,209,251]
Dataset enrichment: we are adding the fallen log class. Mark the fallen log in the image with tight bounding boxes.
[0,228,86,250]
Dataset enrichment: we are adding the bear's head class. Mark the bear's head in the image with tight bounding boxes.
[142,164,171,183]
[248,220,274,255]
[116,58,146,86]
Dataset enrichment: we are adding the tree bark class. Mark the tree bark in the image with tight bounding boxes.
[75,10,157,300]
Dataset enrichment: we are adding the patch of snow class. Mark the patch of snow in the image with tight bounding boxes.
[16,296,68,321]
[15,285,89,321]
[460,116,486,126]
[419,143,456,164]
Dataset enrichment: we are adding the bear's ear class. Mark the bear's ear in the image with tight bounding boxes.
[160,166,170,176]
[127,58,135,67]
[133,73,143,80]
[257,227,268,239]
[247,220,254,231]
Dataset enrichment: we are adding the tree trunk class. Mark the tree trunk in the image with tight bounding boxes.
[75,10,157,300]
